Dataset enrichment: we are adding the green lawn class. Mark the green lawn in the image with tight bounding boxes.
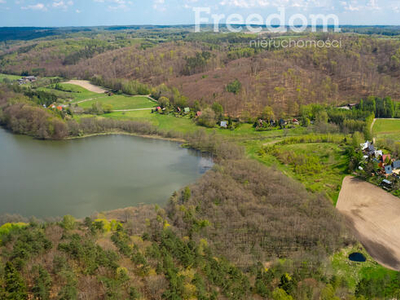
[0,73,22,82]
[105,111,199,133]
[105,111,309,141]
[78,95,156,110]
[374,119,400,134]
[38,83,105,103]
[58,83,105,102]
[40,83,157,111]
[374,119,400,141]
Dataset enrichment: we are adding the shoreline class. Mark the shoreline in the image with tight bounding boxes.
[0,127,212,223]
[0,124,186,144]
[66,131,186,143]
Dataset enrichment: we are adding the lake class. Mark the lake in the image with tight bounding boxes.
[0,128,212,218]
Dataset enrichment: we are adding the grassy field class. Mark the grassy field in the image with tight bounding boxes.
[374,119,400,141]
[254,141,348,204]
[331,244,398,291]
[105,110,309,140]
[40,83,156,110]
[78,95,156,110]
[38,83,105,102]
[0,73,22,82]
[105,111,202,133]
[374,119,400,134]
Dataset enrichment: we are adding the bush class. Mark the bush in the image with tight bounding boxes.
[197,108,216,128]
[226,79,242,94]
[60,215,76,231]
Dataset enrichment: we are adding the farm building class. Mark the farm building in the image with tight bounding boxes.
[338,103,357,110]
[368,144,375,155]
[384,165,393,175]
[393,160,400,170]
[374,150,383,158]
[360,141,385,158]
[361,141,371,151]
[25,76,37,82]
[18,76,37,85]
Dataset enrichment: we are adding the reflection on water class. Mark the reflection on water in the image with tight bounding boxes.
[198,156,214,174]
[0,128,213,218]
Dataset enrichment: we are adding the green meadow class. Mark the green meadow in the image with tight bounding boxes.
[40,82,156,110]
[78,95,156,110]
[38,83,105,102]
[0,73,22,82]
[331,244,398,291]
[374,118,400,141]
[255,140,349,204]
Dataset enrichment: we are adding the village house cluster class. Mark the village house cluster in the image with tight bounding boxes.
[360,141,400,189]
[256,118,300,129]
[17,76,37,85]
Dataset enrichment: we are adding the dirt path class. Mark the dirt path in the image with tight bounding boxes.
[262,140,281,147]
[337,176,400,271]
[371,118,376,132]
[73,96,108,104]
[66,80,106,94]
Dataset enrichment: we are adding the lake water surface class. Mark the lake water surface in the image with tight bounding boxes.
[0,128,212,218]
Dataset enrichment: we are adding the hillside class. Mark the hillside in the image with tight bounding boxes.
[0,153,358,299]
[2,33,400,117]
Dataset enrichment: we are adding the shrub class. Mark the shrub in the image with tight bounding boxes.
[197,108,216,128]
[60,215,76,231]
[226,79,242,94]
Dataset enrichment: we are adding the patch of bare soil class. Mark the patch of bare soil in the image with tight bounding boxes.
[66,80,106,93]
[337,176,400,270]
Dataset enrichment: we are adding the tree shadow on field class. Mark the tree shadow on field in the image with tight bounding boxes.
[340,214,400,271]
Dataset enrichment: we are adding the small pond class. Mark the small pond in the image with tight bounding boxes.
[349,252,367,262]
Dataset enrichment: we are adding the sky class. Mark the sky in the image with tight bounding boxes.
[0,0,400,27]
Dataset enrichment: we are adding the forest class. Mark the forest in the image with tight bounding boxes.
[1,26,400,299]
[1,28,400,118]
[0,135,381,299]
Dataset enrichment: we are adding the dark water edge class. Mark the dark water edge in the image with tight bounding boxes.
[349,252,367,262]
